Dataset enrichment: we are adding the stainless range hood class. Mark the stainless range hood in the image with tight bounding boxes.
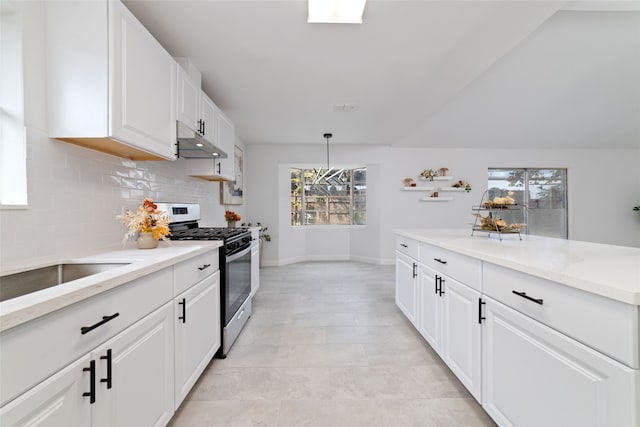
[176,121,228,159]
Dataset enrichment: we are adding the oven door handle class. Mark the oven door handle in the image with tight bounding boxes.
[226,245,251,263]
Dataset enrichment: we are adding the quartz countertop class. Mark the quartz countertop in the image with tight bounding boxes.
[0,241,223,332]
[394,229,640,305]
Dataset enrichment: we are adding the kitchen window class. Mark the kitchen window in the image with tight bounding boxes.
[488,168,567,238]
[291,167,366,226]
[0,1,27,208]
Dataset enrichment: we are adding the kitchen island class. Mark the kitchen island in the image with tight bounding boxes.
[394,229,639,427]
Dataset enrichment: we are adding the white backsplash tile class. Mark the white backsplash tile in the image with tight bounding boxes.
[0,127,238,271]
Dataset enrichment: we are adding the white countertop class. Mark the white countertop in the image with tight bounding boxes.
[394,229,640,305]
[0,240,223,332]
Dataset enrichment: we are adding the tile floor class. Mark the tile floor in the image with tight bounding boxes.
[169,262,496,427]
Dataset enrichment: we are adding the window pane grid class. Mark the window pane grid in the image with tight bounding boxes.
[291,167,366,226]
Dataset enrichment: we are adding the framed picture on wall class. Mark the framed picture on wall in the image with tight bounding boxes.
[220,145,244,205]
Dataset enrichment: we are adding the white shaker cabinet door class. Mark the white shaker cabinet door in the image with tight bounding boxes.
[441,277,481,402]
[174,271,221,409]
[482,296,639,427]
[177,66,200,132]
[92,302,175,427]
[200,92,217,146]
[110,0,177,159]
[0,354,92,427]
[214,107,235,181]
[395,252,418,326]
[417,264,442,353]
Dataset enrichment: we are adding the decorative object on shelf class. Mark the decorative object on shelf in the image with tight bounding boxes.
[452,180,472,192]
[439,167,449,176]
[220,145,244,205]
[117,198,170,248]
[420,169,437,181]
[224,210,241,228]
[403,177,416,187]
[432,191,439,198]
[471,190,525,241]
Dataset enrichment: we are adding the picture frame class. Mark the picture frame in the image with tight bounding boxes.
[220,145,244,205]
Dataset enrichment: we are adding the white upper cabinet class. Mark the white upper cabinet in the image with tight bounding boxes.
[46,0,177,160]
[176,66,201,134]
[200,92,217,146]
[214,107,235,181]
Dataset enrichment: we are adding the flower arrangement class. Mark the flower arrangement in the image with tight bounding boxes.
[224,210,241,222]
[452,180,472,192]
[473,213,525,233]
[117,198,170,244]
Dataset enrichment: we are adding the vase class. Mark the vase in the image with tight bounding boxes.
[226,220,236,228]
[137,232,158,249]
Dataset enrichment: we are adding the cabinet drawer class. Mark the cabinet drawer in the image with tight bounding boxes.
[0,268,173,406]
[395,237,419,260]
[173,250,219,296]
[420,243,481,291]
[483,262,640,368]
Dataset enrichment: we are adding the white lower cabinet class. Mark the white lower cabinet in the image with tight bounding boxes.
[395,252,418,326]
[251,238,260,297]
[174,271,221,409]
[417,264,481,401]
[417,264,442,353]
[482,296,639,427]
[0,355,91,426]
[441,277,482,402]
[0,303,174,427]
[92,302,174,427]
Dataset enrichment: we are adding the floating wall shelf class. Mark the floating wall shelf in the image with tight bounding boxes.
[403,186,435,191]
[420,197,454,202]
[419,176,454,182]
[438,187,467,192]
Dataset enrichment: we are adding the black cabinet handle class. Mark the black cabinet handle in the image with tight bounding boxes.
[434,258,447,265]
[478,298,486,324]
[178,298,186,323]
[202,120,206,135]
[100,349,112,389]
[216,162,221,174]
[434,275,440,295]
[197,119,203,134]
[83,360,96,404]
[81,313,120,335]
[400,243,408,248]
[512,290,543,305]
[412,263,417,278]
[435,275,445,296]
[198,264,211,271]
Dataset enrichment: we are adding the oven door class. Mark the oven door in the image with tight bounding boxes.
[224,244,252,326]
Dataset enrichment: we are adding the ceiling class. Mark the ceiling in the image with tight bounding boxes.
[123,0,640,149]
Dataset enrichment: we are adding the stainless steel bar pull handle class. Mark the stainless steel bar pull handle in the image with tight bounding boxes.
[512,290,543,305]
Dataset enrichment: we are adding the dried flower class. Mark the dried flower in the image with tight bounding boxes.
[224,210,241,222]
[117,198,170,245]
[452,180,472,192]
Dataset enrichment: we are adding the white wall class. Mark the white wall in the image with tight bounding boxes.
[0,1,245,271]
[246,144,640,266]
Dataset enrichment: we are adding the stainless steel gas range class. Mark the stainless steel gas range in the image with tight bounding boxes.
[156,203,252,358]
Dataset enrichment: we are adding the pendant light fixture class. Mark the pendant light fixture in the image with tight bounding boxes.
[324,133,332,171]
